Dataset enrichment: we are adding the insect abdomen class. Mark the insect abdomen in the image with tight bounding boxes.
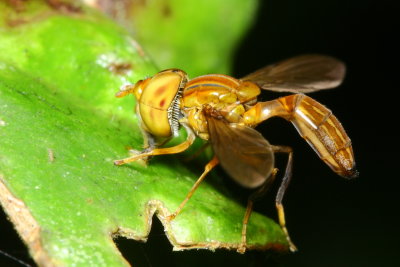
[279,94,357,178]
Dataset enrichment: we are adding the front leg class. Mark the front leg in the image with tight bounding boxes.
[114,123,196,165]
[128,127,158,166]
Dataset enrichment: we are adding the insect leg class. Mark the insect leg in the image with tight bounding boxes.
[271,145,297,252]
[114,123,196,165]
[166,155,219,221]
[237,168,278,253]
[127,128,158,166]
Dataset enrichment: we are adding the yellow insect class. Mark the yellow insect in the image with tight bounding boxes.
[114,55,358,252]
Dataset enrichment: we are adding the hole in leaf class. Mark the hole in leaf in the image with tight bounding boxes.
[114,216,282,267]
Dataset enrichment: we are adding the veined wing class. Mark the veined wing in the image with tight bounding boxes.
[242,54,346,93]
[206,115,274,188]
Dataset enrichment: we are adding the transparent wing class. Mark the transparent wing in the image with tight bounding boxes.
[206,115,274,188]
[242,54,346,93]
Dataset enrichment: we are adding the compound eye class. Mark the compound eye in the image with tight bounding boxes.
[138,69,187,137]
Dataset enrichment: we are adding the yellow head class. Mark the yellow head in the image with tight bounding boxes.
[118,69,188,137]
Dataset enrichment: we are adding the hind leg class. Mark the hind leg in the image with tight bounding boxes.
[272,145,297,252]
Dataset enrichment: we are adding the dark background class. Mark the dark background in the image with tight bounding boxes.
[233,0,398,266]
[1,0,398,266]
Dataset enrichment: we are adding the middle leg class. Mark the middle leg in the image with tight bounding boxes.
[237,168,278,253]
[166,155,219,221]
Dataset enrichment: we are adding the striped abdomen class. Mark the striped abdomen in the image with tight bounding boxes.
[243,94,357,178]
[279,94,357,178]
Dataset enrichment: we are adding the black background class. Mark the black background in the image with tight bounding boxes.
[233,0,398,266]
[1,0,398,266]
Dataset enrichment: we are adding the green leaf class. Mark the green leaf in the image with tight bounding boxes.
[90,0,259,77]
[0,1,288,266]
